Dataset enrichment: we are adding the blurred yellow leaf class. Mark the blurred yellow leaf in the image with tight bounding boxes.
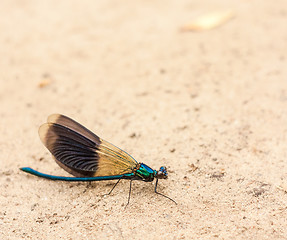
[181,10,235,31]
[38,79,52,88]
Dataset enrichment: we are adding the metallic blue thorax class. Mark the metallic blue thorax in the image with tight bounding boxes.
[134,163,156,182]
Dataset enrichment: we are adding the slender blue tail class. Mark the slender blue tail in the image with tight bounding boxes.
[20,167,125,182]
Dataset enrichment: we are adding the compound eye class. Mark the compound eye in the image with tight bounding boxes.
[157,166,168,179]
[160,166,167,173]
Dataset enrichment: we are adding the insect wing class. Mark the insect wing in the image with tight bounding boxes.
[39,114,137,177]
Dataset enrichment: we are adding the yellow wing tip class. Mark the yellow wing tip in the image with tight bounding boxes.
[38,123,51,146]
[47,113,62,123]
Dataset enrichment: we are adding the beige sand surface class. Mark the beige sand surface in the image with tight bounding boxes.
[1,0,287,239]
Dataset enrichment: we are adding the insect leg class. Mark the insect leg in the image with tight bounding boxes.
[154,179,177,205]
[105,179,121,196]
[125,180,133,208]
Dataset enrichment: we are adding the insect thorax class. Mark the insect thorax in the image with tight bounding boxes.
[134,163,155,182]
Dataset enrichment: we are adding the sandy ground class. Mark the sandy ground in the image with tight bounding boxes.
[1,0,287,239]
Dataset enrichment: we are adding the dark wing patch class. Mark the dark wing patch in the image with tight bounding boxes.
[47,114,100,144]
[39,123,99,177]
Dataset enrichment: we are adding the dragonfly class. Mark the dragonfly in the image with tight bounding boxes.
[20,114,176,205]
